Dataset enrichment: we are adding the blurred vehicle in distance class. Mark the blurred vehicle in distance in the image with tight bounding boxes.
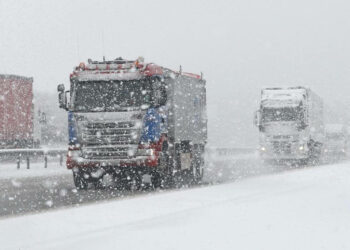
[0,74,40,149]
[254,86,324,163]
[324,124,348,156]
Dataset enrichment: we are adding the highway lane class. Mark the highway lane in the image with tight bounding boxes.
[0,156,255,218]
[0,173,161,218]
[0,154,345,218]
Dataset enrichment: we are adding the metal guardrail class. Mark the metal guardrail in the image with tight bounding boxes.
[0,148,66,155]
[0,148,67,169]
[206,147,256,156]
[0,147,255,169]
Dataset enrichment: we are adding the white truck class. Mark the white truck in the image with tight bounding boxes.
[324,124,348,156]
[255,86,324,162]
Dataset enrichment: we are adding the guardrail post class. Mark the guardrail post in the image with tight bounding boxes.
[26,156,30,169]
[17,156,20,169]
[59,153,63,166]
[44,155,48,168]
[0,148,67,170]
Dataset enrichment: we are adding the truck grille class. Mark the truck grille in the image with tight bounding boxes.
[82,146,136,160]
[273,142,291,154]
[80,121,140,160]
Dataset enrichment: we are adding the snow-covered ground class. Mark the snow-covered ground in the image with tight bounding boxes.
[1,160,350,250]
[0,149,254,181]
[0,159,70,180]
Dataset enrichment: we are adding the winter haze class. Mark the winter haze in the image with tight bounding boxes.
[1,0,350,147]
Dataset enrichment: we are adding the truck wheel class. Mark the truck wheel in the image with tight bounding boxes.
[114,177,128,191]
[93,178,104,190]
[128,177,141,191]
[308,141,322,165]
[73,170,88,190]
[151,171,162,189]
[192,144,204,184]
[157,141,172,188]
[159,141,170,169]
[125,170,142,191]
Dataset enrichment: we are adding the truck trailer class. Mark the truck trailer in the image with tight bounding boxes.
[58,57,207,189]
[0,74,38,148]
[254,86,324,163]
[324,124,348,156]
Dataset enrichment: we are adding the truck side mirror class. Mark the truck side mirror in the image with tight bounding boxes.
[297,107,308,130]
[298,120,307,130]
[254,110,264,132]
[57,84,65,92]
[151,77,167,107]
[158,87,167,106]
[254,110,261,127]
[57,84,68,110]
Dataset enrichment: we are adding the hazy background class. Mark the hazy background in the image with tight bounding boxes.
[1,0,350,147]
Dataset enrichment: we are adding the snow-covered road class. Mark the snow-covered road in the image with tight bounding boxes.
[0,153,258,217]
[1,160,350,250]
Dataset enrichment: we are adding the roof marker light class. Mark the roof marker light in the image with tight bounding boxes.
[79,62,85,70]
[135,56,144,68]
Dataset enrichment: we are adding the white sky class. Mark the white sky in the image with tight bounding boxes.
[1,0,350,146]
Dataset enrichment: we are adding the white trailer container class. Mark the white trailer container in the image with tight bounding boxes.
[255,86,324,162]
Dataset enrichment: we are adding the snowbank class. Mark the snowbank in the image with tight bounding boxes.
[1,161,350,250]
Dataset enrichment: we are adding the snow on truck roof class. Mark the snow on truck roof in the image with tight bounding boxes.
[70,57,202,81]
[261,87,306,108]
[262,87,306,99]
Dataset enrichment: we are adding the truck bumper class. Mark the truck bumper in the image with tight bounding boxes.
[67,155,159,169]
[324,147,346,154]
[260,153,307,160]
[259,143,309,160]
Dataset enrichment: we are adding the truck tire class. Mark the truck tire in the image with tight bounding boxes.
[127,174,142,192]
[192,144,205,184]
[114,176,128,191]
[159,141,170,169]
[93,177,104,190]
[151,171,162,189]
[73,170,88,190]
[307,140,322,165]
[156,141,171,188]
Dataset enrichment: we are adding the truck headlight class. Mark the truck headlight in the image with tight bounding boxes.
[68,149,82,158]
[260,146,266,151]
[298,142,308,151]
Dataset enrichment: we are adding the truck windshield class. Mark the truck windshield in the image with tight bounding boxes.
[73,80,152,112]
[262,107,303,122]
[326,133,344,140]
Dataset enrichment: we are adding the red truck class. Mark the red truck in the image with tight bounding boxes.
[0,74,37,148]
